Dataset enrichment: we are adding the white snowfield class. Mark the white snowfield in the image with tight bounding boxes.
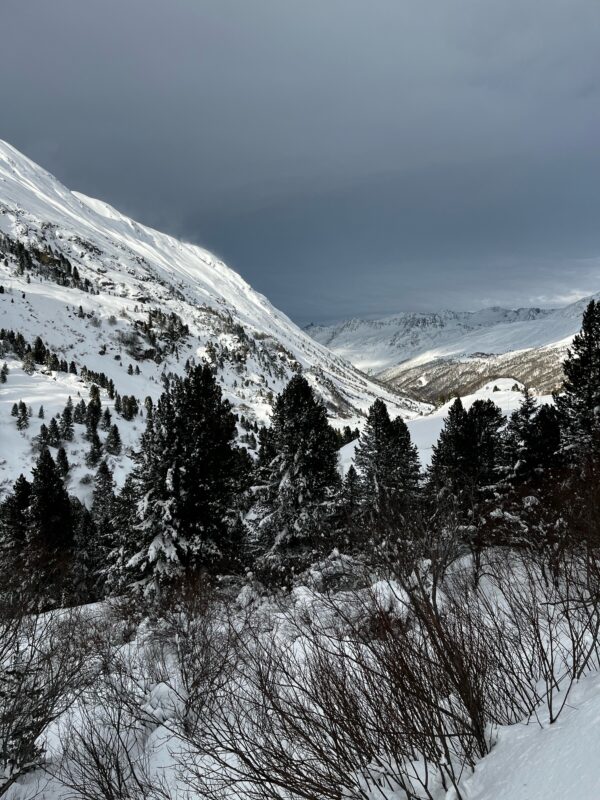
[306,301,593,377]
[0,140,426,497]
[461,671,600,800]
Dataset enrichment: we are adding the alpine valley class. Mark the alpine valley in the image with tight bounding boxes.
[0,140,425,499]
[306,301,595,403]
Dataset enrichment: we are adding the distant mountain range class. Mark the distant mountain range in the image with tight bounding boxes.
[306,300,596,402]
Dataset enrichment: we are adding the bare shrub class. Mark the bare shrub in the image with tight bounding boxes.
[0,605,95,797]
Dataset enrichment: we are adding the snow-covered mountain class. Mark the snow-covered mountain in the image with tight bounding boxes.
[0,141,425,497]
[306,300,596,401]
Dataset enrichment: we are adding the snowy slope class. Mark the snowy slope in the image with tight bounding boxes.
[0,141,426,496]
[461,670,600,800]
[306,305,591,376]
[306,300,596,401]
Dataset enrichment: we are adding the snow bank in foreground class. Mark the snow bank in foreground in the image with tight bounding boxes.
[462,671,600,800]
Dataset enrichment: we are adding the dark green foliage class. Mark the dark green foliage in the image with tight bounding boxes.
[120,395,138,421]
[429,397,504,509]
[16,401,29,430]
[22,351,35,375]
[56,447,70,477]
[100,406,112,431]
[38,423,49,447]
[555,299,600,457]
[129,364,251,591]
[333,425,360,449]
[0,474,32,577]
[47,417,61,447]
[354,399,420,521]
[60,405,74,441]
[105,423,122,456]
[73,399,86,424]
[29,447,73,601]
[256,374,341,581]
[85,388,101,437]
[86,431,102,467]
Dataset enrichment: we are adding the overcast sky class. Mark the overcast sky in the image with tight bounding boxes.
[2,0,600,324]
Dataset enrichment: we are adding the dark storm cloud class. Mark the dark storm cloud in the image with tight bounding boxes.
[2,0,600,322]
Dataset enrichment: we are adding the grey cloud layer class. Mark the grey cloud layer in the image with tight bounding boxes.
[2,0,600,322]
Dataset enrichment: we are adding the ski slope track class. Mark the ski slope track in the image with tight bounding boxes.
[0,141,426,497]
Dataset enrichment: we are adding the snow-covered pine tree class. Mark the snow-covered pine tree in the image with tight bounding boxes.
[428,397,504,512]
[127,364,250,593]
[60,404,74,441]
[255,374,340,583]
[56,446,70,477]
[28,447,73,603]
[502,387,562,483]
[105,423,122,455]
[47,417,61,447]
[86,431,102,467]
[100,406,112,431]
[70,498,99,603]
[428,397,469,500]
[104,474,139,595]
[16,402,28,431]
[468,399,506,491]
[555,299,600,458]
[354,398,420,524]
[0,475,32,590]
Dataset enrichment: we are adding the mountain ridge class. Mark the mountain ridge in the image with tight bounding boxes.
[305,297,599,400]
[0,141,426,497]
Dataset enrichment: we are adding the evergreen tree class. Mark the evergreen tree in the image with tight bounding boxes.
[73,399,86,424]
[503,387,539,482]
[47,417,61,447]
[86,431,102,467]
[22,351,35,375]
[29,447,73,602]
[354,399,420,522]
[85,386,101,437]
[255,374,340,581]
[38,405,44,419]
[428,397,504,511]
[60,405,74,441]
[100,406,112,431]
[10,403,18,417]
[0,362,7,383]
[0,475,32,584]
[38,423,49,448]
[56,446,70,477]
[105,474,139,594]
[128,364,251,591]
[468,399,505,490]
[89,461,117,595]
[70,498,99,603]
[105,423,122,456]
[16,402,29,431]
[336,465,362,548]
[555,299,600,456]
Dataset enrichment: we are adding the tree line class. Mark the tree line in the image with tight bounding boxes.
[2,300,600,604]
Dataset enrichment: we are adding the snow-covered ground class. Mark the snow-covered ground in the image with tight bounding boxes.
[306,298,591,375]
[339,378,553,473]
[306,303,592,377]
[461,670,600,799]
[0,140,427,497]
